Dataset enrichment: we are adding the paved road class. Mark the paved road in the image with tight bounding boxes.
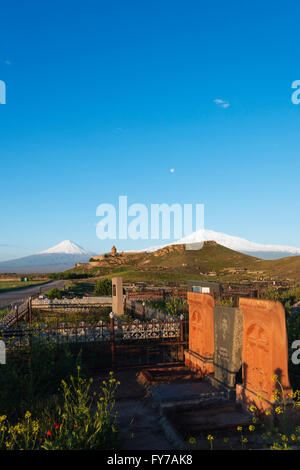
[0,280,67,309]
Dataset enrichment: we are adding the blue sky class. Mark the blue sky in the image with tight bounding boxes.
[1,0,300,260]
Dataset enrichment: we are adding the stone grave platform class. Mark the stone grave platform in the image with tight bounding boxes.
[137,365,202,388]
[149,379,226,410]
[159,401,252,450]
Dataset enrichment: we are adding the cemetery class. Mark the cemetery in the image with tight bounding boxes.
[136,291,300,449]
[0,276,299,450]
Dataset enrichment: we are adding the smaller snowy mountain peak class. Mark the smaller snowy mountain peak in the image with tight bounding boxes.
[39,240,92,255]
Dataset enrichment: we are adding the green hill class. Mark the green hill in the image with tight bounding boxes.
[57,241,300,284]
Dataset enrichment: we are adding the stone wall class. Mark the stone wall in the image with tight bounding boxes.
[32,296,112,310]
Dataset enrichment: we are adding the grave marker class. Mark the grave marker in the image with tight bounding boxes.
[112,277,124,316]
[236,298,292,411]
[208,306,243,397]
[185,292,214,376]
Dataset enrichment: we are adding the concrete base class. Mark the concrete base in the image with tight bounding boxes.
[150,381,226,410]
[137,366,202,388]
[184,350,214,376]
[160,402,252,450]
[206,375,237,401]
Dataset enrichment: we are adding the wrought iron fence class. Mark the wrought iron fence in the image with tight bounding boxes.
[0,317,189,369]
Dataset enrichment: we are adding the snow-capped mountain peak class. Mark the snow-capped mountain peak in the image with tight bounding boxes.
[143,229,300,259]
[0,240,95,273]
[175,229,300,255]
[39,240,92,255]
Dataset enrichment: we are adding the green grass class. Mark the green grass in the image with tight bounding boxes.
[0,280,49,294]
[0,281,49,294]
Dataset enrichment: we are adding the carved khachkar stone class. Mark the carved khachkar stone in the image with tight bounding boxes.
[112,277,124,316]
[212,306,243,390]
[184,292,214,376]
[236,298,292,411]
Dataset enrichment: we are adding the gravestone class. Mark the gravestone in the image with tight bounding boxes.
[208,306,243,398]
[112,277,124,316]
[236,298,292,411]
[184,292,214,376]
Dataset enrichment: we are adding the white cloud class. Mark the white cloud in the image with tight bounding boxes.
[213,98,230,108]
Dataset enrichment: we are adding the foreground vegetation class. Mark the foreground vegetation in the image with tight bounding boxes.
[187,376,300,450]
[0,339,120,450]
[0,367,119,450]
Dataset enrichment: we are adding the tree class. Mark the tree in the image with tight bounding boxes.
[94,278,112,296]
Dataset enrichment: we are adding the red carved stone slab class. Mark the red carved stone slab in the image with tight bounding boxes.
[184,292,214,376]
[236,298,292,411]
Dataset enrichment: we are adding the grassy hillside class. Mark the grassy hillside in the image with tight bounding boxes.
[258,255,300,280]
[53,241,300,284]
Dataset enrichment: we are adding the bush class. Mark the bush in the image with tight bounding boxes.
[46,288,62,300]
[0,369,119,450]
[0,344,80,421]
[165,297,188,317]
[94,279,112,296]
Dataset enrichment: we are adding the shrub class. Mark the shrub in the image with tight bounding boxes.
[0,369,119,450]
[165,297,188,317]
[0,344,80,421]
[47,288,62,300]
[94,279,112,296]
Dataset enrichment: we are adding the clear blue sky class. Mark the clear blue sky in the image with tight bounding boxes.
[1,0,300,260]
